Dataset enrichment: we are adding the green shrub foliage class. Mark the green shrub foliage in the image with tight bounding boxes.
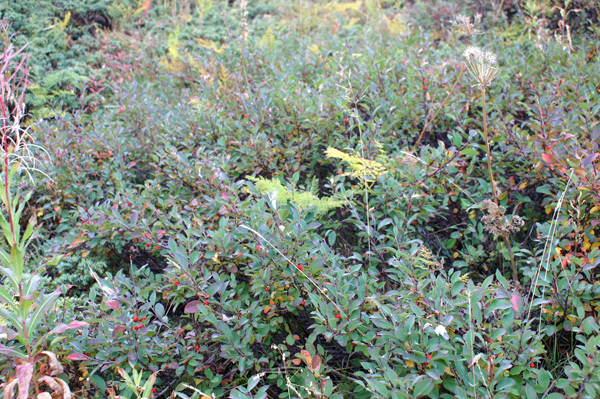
[1,0,600,398]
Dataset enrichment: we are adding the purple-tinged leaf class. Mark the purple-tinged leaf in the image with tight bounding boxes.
[184,300,202,313]
[66,352,88,360]
[105,300,119,310]
[112,325,127,338]
[3,379,17,399]
[48,321,90,335]
[0,343,27,359]
[17,362,33,399]
[582,153,599,168]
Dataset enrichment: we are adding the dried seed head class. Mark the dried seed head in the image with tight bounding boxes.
[451,13,482,37]
[463,46,499,90]
[481,199,524,236]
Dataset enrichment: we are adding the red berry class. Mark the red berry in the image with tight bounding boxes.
[422,85,427,90]
[326,74,329,77]
[298,265,304,271]
[427,354,432,360]
[152,388,156,393]
[204,300,209,305]
[133,326,138,330]
[174,282,179,287]
[352,343,356,347]
[265,287,269,292]
[530,362,535,368]
[118,109,123,113]
[336,314,341,319]
[85,352,90,356]
[301,300,306,306]
[345,119,349,124]
[244,113,248,118]
[146,243,151,247]
[156,245,160,249]
[195,346,199,351]
[248,78,251,82]
[257,246,261,251]
[133,316,138,322]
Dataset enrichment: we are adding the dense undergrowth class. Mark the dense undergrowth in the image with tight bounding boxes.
[1,0,600,398]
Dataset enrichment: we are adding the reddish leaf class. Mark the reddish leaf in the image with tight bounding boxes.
[312,354,321,371]
[542,153,554,164]
[49,321,90,335]
[67,235,87,250]
[184,300,202,313]
[66,353,88,360]
[510,293,523,315]
[301,350,312,368]
[104,300,119,310]
[112,325,127,338]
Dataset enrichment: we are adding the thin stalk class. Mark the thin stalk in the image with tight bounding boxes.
[411,64,465,152]
[0,99,16,245]
[481,89,518,281]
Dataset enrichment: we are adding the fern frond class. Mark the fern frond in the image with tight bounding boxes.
[247,176,344,216]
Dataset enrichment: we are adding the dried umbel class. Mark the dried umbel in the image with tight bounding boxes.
[451,13,482,37]
[463,46,499,90]
[481,199,524,236]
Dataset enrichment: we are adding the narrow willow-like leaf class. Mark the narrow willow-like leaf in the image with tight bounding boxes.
[25,289,61,342]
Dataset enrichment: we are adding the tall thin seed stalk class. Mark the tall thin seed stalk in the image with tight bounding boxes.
[481,89,517,281]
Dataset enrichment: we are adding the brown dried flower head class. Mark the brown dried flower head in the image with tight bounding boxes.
[481,199,524,236]
[451,13,482,37]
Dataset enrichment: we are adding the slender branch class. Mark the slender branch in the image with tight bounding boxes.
[482,88,518,281]
[411,64,465,152]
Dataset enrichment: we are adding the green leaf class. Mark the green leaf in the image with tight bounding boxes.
[90,374,106,394]
[525,383,537,399]
[0,343,27,360]
[496,378,515,391]
[536,370,551,390]
[25,289,61,342]
[368,378,389,396]
[460,148,479,156]
[141,372,157,399]
[0,307,23,335]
